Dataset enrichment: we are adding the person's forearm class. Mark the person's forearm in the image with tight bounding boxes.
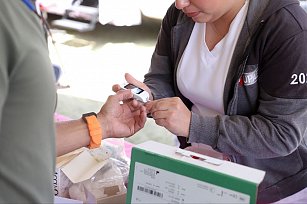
[55,114,110,157]
[55,119,90,157]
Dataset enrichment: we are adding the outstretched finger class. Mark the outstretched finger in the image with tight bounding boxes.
[112,84,122,93]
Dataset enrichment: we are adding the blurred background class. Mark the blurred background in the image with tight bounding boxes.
[39,0,177,146]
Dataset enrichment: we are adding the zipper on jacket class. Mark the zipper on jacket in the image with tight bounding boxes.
[227,20,265,115]
[237,20,265,81]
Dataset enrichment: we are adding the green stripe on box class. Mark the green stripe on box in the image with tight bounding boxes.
[127,147,258,204]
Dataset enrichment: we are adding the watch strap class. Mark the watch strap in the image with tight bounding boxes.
[82,112,102,149]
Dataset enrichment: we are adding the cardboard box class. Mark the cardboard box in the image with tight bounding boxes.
[87,192,126,204]
[127,141,265,204]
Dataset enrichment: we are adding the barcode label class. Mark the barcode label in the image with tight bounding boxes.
[137,185,163,198]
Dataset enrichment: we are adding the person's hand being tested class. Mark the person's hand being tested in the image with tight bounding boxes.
[97,89,147,138]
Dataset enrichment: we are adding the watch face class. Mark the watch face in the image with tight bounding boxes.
[82,112,97,119]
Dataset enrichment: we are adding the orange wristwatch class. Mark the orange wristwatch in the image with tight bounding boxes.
[82,112,102,149]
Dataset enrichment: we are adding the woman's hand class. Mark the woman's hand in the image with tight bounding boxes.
[145,97,191,137]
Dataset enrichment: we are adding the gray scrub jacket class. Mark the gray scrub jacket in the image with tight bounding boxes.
[144,0,307,203]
